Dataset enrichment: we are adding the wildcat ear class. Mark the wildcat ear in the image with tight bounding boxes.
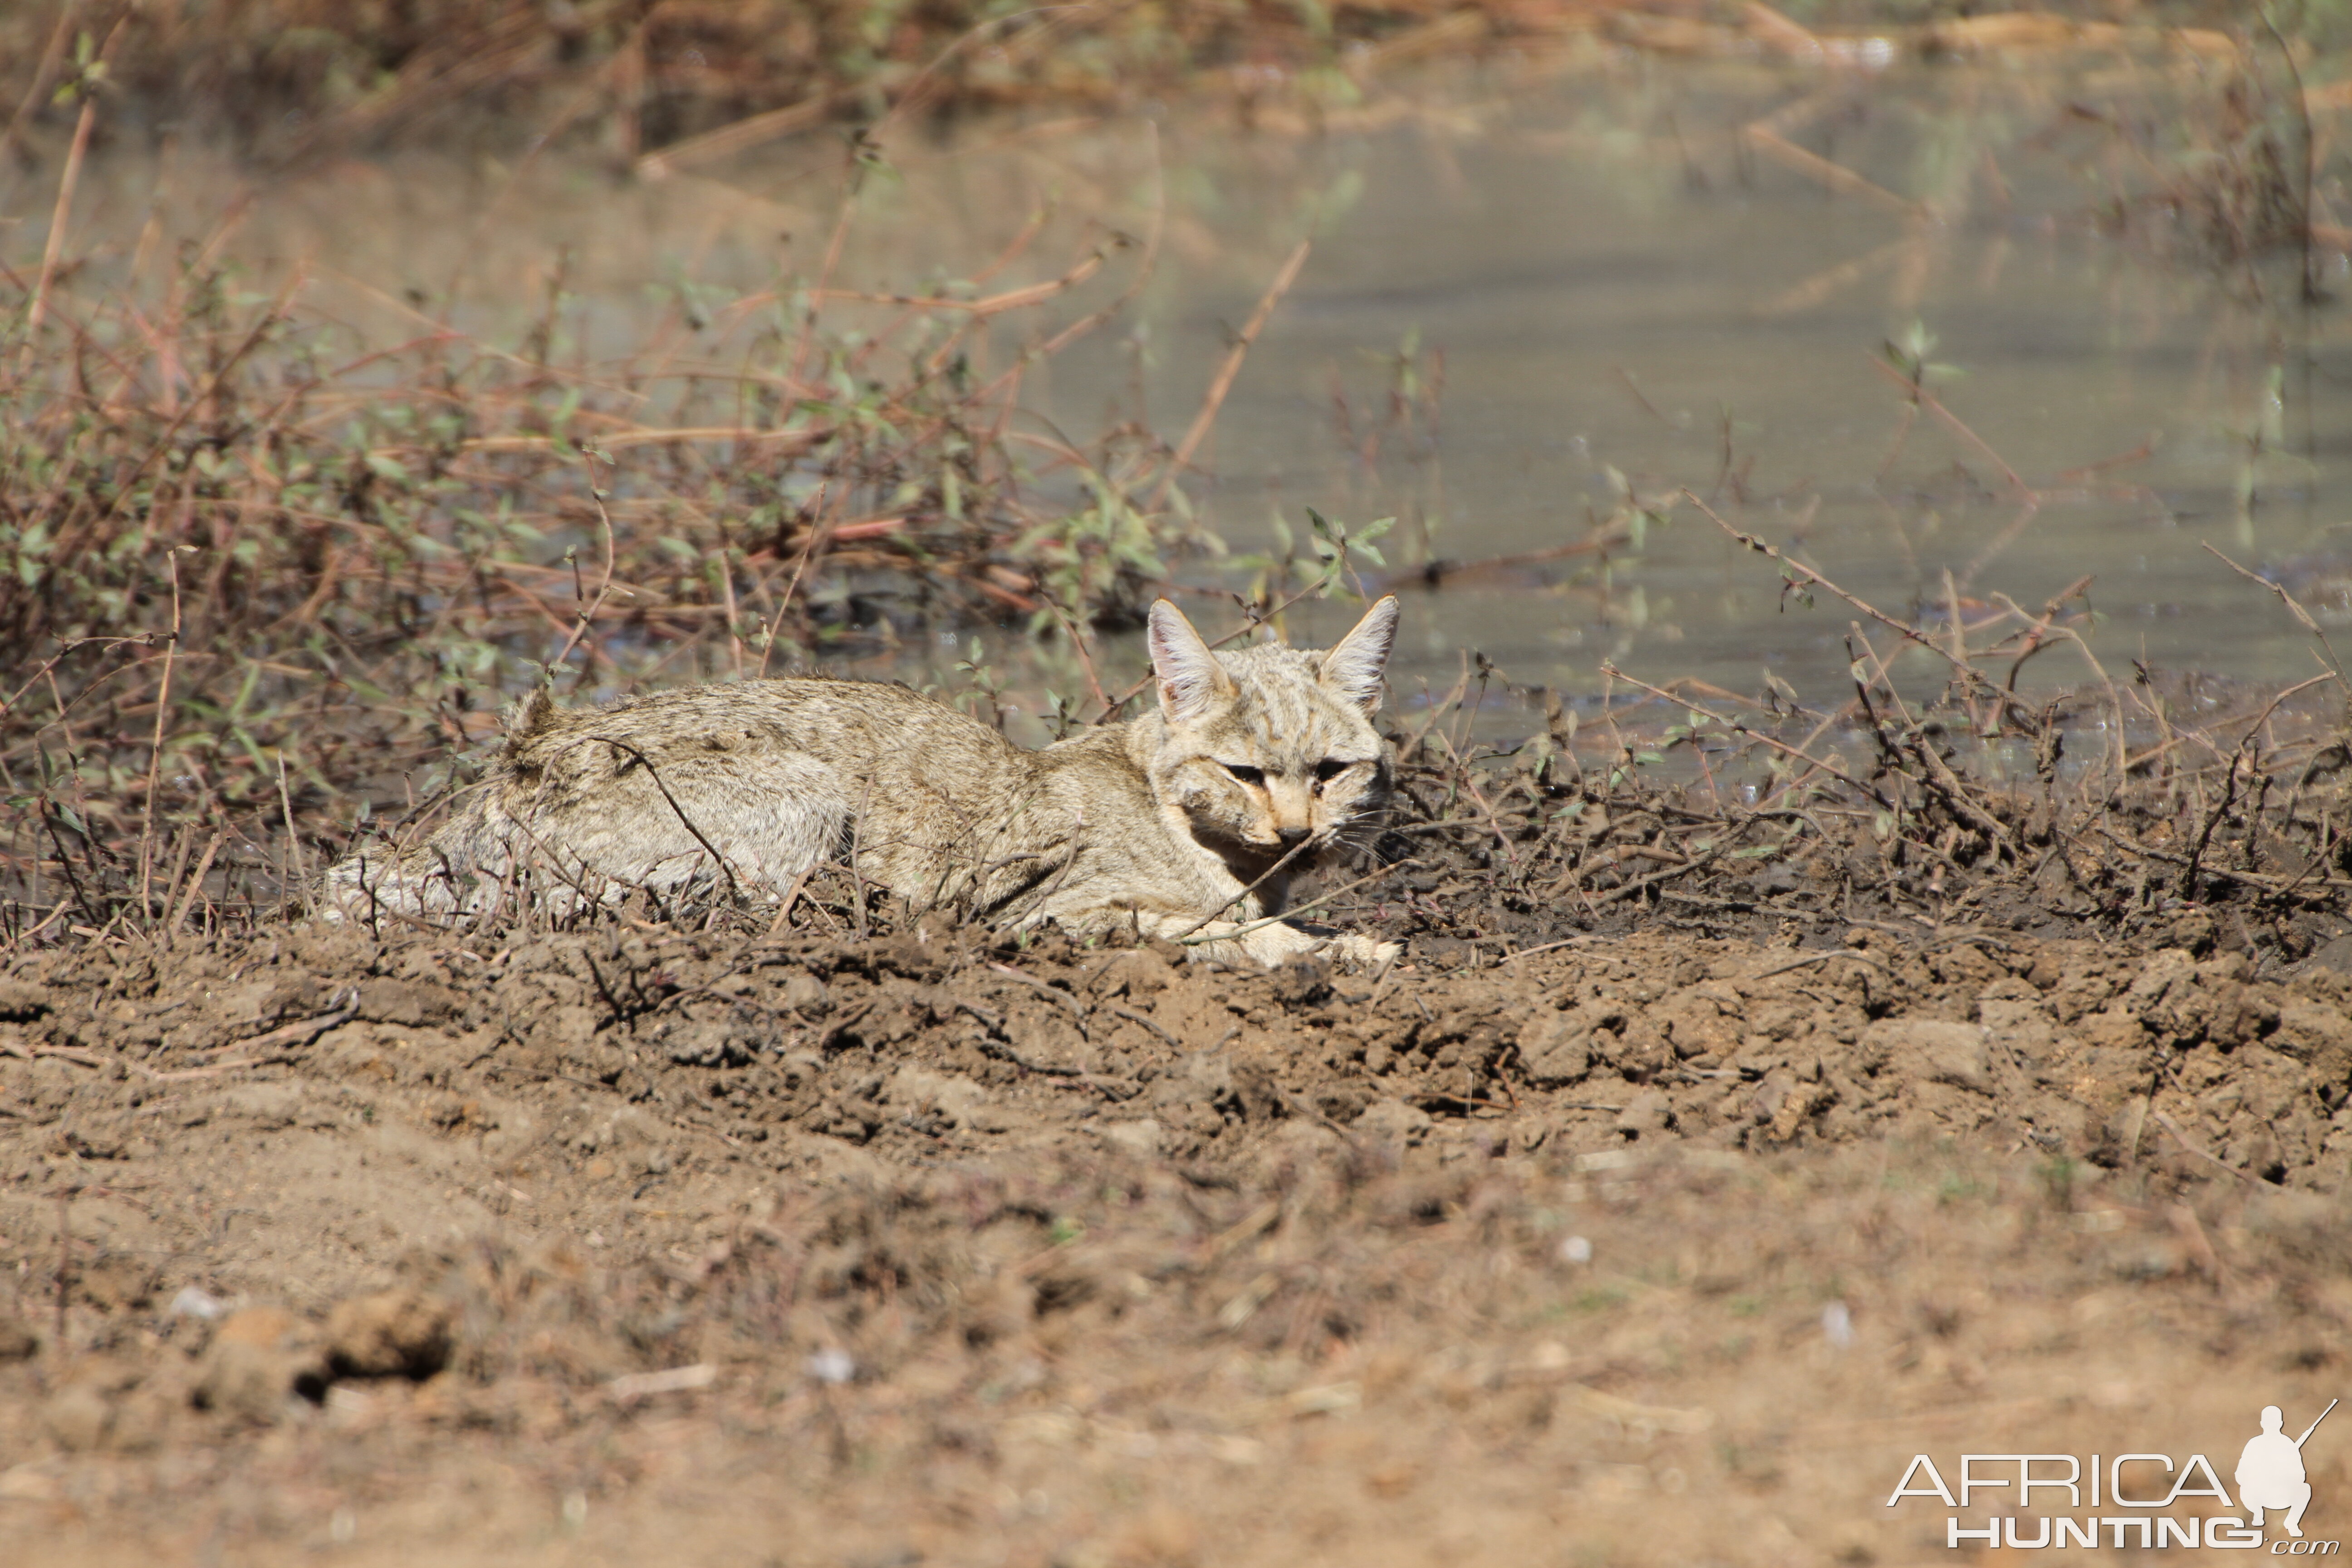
[1147,598,1234,724]
[1319,595,1400,713]
[503,687,558,753]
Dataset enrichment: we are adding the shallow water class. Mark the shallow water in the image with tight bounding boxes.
[13,49,2348,730]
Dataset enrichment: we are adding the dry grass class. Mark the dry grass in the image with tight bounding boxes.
[0,127,1235,936]
[6,0,2352,955]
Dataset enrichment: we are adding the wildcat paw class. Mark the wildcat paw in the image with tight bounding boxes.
[1323,933,1401,970]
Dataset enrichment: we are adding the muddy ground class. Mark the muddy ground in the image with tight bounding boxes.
[8,908,2352,1565]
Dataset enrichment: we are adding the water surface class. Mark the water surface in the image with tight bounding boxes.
[13,49,2344,730]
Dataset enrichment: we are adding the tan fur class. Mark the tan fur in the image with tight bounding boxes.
[324,597,1404,968]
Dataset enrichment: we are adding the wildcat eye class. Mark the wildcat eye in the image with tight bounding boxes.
[1314,759,1352,784]
[1220,763,1265,786]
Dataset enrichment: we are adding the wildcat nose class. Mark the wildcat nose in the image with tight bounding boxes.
[1276,826,1312,847]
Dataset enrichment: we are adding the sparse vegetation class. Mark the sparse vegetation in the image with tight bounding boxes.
[10,9,2352,1564]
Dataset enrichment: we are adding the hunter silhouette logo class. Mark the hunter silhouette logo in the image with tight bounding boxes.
[2242,1401,2336,1540]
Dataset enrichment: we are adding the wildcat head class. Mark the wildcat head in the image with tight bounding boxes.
[1144,595,1400,882]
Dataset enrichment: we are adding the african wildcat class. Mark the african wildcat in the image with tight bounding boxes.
[324,596,1403,968]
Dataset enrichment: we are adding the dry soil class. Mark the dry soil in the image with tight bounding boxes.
[8,911,2352,1565]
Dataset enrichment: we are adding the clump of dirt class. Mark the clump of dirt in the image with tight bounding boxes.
[9,914,2352,1563]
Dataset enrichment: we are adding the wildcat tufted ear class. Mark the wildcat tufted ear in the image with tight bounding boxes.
[1147,598,1235,724]
[1318,595,1400,713]
[503,687,558,753]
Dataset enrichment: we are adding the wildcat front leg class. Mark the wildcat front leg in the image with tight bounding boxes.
[1234,921,1398,970]
[1131,912,1392,970]
[1320,931,1401,970]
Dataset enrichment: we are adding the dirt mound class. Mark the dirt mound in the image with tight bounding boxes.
[8,920,2352,1562]
[12,918,2349,1186]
